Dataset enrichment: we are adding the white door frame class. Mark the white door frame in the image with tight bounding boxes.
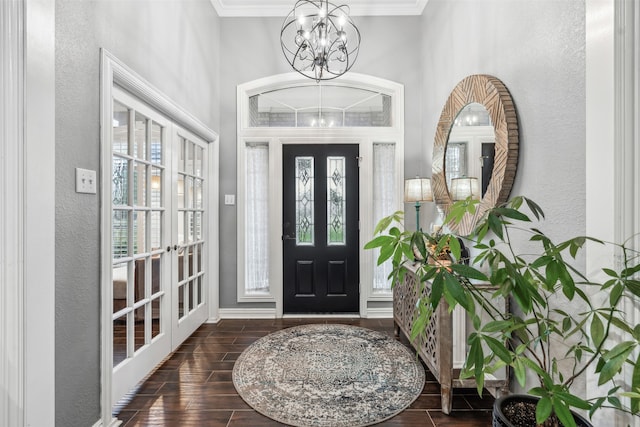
[586,1,638,426]
[0,1,55,426]
[100,49,219,426]
[236,73,405,318]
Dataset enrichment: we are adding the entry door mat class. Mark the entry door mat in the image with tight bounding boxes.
[232,324,425,427]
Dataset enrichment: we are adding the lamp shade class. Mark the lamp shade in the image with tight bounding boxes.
[404,178,433,203]
[450,177,480,201]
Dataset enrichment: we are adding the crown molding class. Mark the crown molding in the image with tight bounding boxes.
[209,0,428,17]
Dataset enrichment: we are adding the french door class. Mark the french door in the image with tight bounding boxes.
[110,88,208,404]
[282,144,360,313]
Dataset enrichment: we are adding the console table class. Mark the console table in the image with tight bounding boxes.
[393,263,510,413]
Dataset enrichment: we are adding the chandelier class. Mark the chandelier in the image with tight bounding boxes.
[280,0,361,82]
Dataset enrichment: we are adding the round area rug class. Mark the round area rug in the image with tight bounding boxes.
[232,324,425,427]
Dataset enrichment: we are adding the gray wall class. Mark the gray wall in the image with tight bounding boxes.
[55,1,220,425]
[420,0,586,236]
[420,0,586,392]
[217,16,423,307]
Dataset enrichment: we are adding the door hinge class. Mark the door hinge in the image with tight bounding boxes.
[356,156,362,167]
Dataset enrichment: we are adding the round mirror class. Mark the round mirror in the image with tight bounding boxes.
[432,75,519,235]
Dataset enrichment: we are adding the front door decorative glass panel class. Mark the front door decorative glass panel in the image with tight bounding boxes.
[295,156,315,246]
[327,156,346,246]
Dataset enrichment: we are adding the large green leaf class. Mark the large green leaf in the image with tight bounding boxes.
[449,264,488,281]
[598,341,636,385]
[443,272,470,310]
[590,313,604,348]
[536,397,553,425]
[553,399,577,427]
[487,213,504,240]
[364,235,393,249]
[493,207,531,222]
[483,336,511,364]
[633,353,640,413]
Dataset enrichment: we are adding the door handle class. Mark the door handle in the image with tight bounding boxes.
[282,234,296,241]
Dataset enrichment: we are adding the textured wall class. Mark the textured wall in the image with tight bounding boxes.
[420,0,586,394]
[420,0,586,237]
[55,1,220,425]
[216,16,423,308]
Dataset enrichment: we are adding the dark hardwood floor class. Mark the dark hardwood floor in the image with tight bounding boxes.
[115,318,494,426]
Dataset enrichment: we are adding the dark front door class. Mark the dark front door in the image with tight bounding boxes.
[481,142,495,197]
[283,144,360,314]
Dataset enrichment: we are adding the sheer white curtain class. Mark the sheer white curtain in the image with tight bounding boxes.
[245,143,270,294]
[372,143,396,293]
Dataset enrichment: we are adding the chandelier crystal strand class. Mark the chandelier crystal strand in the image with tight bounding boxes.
[281,0,361,81]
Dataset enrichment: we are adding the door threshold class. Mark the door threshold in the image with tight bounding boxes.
[282,313,361,318]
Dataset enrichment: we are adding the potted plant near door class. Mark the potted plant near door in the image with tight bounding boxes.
[365,196,640,427]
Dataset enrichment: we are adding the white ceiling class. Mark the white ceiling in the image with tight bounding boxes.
[209,0,429,17]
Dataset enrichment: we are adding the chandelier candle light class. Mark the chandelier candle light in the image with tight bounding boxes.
[281,0,361,81]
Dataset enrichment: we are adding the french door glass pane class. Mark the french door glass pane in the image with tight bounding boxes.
[113,102,129,155]
[327,156,346,245]
[194,179,203,210]
[178,284,185,318]
[112,156,128,205]
[150,123,162,164]
[133,211,146,254]
[150,167,162,208]
[113,316,127,367]
[133,162,147,206]
[195,146,203,177]
[178,175,185,209]
[112,210,129,258]
[151,298,160,339]
[112,263,128,314]
[134,306,145,352]
[134,112,147,159]
[295,156,314,246]
[150,211,161,250]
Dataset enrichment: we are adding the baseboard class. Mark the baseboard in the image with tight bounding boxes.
[92,417,122,427]
[216,307,392,319]
[218,308,277,319]
[364,307,393,318]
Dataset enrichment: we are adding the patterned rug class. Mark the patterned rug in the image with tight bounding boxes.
[232,324,425,427]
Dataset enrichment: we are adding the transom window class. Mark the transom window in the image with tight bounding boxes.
[249,85,392,128]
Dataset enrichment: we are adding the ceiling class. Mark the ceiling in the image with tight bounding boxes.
[209,0,429,17]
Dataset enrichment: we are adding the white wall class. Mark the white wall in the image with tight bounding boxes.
[55,1,220,425]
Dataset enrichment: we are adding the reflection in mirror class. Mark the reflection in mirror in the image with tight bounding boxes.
[431,74,519,236]
[445,103,495,198]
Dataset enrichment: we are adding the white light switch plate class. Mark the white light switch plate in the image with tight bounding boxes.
[224,194,235,205]
[76,168,97,194]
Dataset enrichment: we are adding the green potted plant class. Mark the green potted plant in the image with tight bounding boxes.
[365,196,640,427]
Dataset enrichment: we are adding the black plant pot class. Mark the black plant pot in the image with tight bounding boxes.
[493,394,593,427]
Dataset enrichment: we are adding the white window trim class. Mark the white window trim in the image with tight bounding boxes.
[236,73,404,317]
[99,49,219,426]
